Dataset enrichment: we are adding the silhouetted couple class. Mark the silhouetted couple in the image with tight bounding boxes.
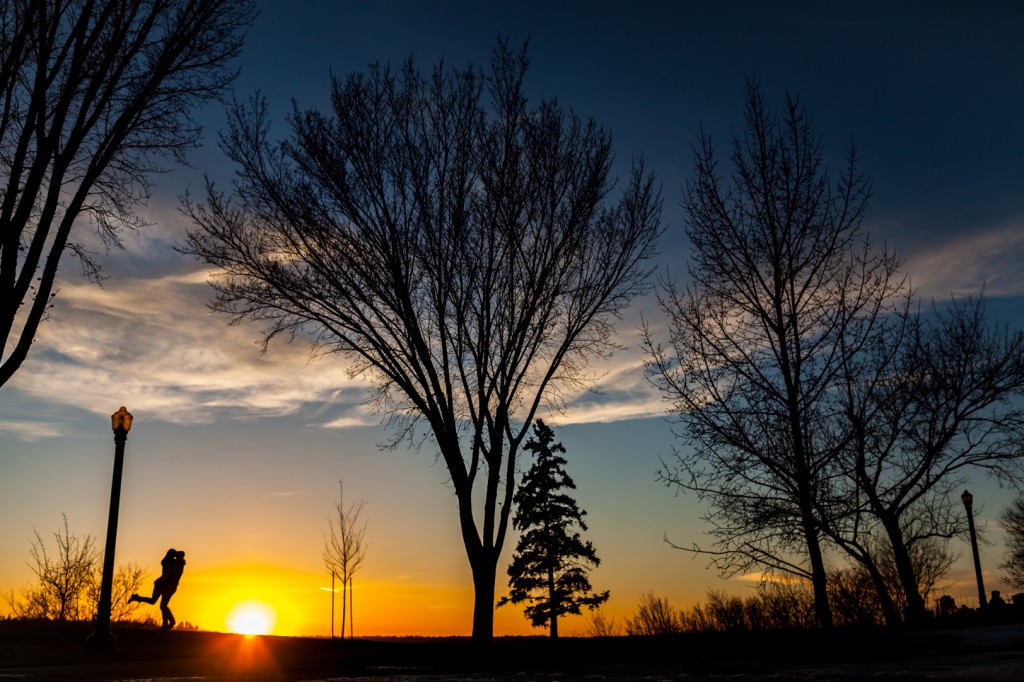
[130,548,186,629]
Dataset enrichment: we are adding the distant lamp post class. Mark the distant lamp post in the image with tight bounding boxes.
[961,489,987,609]
[88,406,133,651]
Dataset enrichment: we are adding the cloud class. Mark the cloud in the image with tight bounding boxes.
[0,420,66,441]
[902,220,1024,299]
[318,413,380,429]
[6,256,369,428]
[558,351,666,425]
[5,210,667,436]
[9,259,660,434]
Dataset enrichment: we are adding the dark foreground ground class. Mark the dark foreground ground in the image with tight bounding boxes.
[2,621,1023,681]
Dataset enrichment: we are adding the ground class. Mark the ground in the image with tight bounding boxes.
[1,622,1023,681]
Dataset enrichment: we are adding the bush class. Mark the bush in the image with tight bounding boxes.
[584,608,621,637]
[625,593,683,635]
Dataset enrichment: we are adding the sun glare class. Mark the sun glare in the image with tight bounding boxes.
[226,600,277,636]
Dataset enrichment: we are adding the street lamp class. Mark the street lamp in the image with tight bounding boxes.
[88,406,133,651]
[961,489,987,610]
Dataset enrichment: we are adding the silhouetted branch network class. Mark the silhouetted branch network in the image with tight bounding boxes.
[184,40,661,641]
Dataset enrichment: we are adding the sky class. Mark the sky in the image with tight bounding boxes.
[3,1,1024,637]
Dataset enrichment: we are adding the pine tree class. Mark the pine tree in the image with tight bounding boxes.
[498,420,609,637]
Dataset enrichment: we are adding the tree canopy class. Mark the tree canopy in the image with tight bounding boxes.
[184,42,661,641]
[0,0,256,387]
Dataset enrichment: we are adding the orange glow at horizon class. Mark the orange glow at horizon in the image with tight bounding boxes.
[170,561,573,637]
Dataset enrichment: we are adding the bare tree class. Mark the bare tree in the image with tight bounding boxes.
[323,480,367,639]
[7,555,145,623]
[86,561,146,623]
[0,0,255,387]
[27,514,98,624]
[999,495,1024,590]
[839,295,1024,622]
[644,80,901,628]
[184,42,662,641]
[2,585,48,620]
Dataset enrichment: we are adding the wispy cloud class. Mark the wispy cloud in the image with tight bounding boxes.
[903,220,1024,299]
[6,254,369,429]
[319,414,380,429]
[0,419,66,441]
[3,208,667,437]
[559,351,665,425]
[7,258,660,437]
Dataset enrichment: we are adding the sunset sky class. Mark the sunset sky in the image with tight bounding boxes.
[3,1,1024,637]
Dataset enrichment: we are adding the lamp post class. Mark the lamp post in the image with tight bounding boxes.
[88,406,133,651]
[961,489,987,610]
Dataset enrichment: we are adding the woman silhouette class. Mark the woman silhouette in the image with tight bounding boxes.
[130,548,186,629]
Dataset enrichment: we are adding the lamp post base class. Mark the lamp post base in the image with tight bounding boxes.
[86,629,116,652]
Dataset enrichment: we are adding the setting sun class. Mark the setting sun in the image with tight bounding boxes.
[226,600,277,636]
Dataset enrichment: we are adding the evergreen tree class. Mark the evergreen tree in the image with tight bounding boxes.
[498,420,609,637]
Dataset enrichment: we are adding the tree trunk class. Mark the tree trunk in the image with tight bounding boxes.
[802,518,833,628]
[797,473,832,628]
[795,455,832,628]
[863,558,903,626]
[881,518,929,623]
[783,318,833,629]
[341,573,348,639]
[469,549,497,644]
[546,519,557,639]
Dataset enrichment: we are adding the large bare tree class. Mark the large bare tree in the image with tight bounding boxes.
[184,43,662,641]
[836,295,1024,622]
[0,0,255,387]
[644,81,901,628]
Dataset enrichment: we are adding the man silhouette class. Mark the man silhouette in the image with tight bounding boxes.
[130,548,186,629]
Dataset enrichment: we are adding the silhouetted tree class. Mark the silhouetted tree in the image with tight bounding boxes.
[828,567,886,627]
[7,515,146,624]
[0,0,255,388]
[184,41,661,642]
[1000,495,1024,589]
[323,480,367,639]
[27,514,98,624]
[86,561,146,622]
[644,80,899,628]
[834,295,1024,623]
[2,585,48,620]
[498,420,608,637]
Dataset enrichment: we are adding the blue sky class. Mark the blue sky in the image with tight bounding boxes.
[2,1,1023,635]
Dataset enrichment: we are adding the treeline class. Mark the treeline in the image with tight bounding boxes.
[596,580,1024,637]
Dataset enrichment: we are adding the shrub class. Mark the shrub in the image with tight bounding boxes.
[625,593,683,635]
